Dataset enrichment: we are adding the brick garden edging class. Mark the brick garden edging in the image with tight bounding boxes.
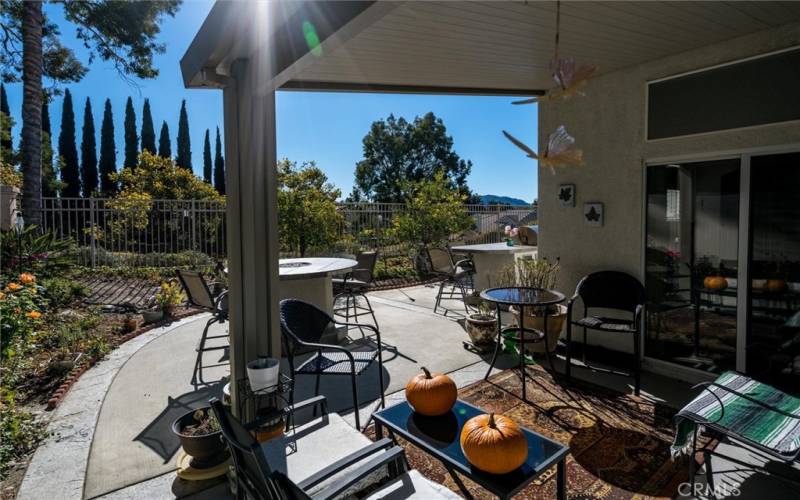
[45,308,202,410]
[370,276,442,291]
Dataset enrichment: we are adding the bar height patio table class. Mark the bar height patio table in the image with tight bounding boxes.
[278,257,357,315]
[450,242,538,290]
[481,287,566,401]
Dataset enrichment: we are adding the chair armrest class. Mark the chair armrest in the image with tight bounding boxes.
[454,258,474,271]
[334,322,382,347]
[566,294,579,318]
[297,438,397,491]
[292,340,357,361]
[286,395,328,416]
[214,290,228,311]
[312,446,408,500]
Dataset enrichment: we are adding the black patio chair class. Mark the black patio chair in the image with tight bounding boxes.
[427,247,475,316]
[565,271,645,396]
[176,270,228,386]
[333,251,379,330]
[209,397,407,500]
[280,299,385,430]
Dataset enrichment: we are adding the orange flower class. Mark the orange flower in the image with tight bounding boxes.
[26,311,41,319]
[5,283,22,293]
[0,292,5,300]
[19,273,36,285]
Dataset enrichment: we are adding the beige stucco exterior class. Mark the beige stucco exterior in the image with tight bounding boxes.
[538,22,800,353]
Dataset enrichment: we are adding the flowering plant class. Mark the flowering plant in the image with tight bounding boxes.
[0,274,45,358]
[504,225,519,239]
[154,281,184,310]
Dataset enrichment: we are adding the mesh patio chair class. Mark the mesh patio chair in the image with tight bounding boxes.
[209,397,404,500]
[427,247,475,316]
[333,251,379,330]
[565,271,645,396]
[280,299,385,430]
[176,269,228,386]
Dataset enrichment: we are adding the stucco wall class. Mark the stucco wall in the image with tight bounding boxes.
[538,22,800,351]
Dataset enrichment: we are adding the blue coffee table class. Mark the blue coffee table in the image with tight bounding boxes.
[373,400,569,499]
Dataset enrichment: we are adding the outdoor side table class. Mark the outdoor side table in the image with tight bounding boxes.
[372,400,569,500]
[480,287,566,401]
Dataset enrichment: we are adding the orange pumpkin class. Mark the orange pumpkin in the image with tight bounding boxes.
[703,276,728,290]
[460,413,528,474]
[765,279,787,294]
[405,367,457,416]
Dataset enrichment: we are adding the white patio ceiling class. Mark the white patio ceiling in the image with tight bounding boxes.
[286,1,800,93]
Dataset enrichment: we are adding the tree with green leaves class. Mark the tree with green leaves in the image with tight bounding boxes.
[350,112,473,203]
[113,150,221,201]
[175,100,191,170]
[58,89,80,197]
[277,159,343,257]
[80,97,98,196]
[0,0,179,224]
[202,128,212,183]
[140,98,156,153]
[41,100,58,196]
[389,171,473,250]
[158,121,171,158]
[0,83,12,162]
[98,98,117,195]
[213,126,225,195]
[123,96,138,169]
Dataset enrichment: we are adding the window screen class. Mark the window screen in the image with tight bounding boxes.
[647,49,800,140]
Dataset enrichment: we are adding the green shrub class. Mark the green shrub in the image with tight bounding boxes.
[0,227,77,278]
[0,391,44,480]
[373,255,419,281]
[41,277,88,308]
[0,275,45,359]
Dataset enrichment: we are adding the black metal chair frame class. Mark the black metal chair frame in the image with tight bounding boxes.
[681,380,800,498]
[428,247,475,316]
[210,396,408,500]
[176,270,229,387]
[333,251,379,332]
[565,271,645,396]
[280,299,386,431]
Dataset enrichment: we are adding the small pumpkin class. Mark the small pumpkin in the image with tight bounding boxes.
[460,413,528,474]
[703,276,727,290]
[405,367,457,416]
[765,279,787,294]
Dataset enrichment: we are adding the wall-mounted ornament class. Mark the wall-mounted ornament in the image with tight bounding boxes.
[584,202,603,227]
[558,184,575,207]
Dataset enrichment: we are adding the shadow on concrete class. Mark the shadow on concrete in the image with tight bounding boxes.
[134,379,226,463]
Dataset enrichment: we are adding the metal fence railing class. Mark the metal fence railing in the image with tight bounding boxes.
[40,197,537,267]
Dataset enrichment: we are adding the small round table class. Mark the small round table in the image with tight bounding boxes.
[480,287,566,401]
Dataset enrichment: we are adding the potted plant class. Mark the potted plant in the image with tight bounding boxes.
[465,302,497,352]
[142,308,164,324]
[503,225,518,247]
[246,357,281,392]
[155,280,184,318]
[172,406,229,469]
[493,258,565,354]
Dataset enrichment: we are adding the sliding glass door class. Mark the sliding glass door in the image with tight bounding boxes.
[645,159,740,373]
[746,152,800,390]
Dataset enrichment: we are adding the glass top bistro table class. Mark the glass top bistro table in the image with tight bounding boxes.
[373,400,570,500]
[480,287,566,401]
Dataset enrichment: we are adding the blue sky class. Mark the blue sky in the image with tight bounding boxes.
[5,0,539,202]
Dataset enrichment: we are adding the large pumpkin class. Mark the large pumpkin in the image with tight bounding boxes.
[703,276,728,290]
[460,413,528,474]
[405,367,457,416]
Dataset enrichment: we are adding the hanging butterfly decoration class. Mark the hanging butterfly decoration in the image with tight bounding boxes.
[502,125,584,175]
[512,58,597,105]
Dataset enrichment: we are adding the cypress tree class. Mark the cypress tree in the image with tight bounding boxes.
[140,98,156,153]
[41,101,57,197]
[0,83,11,158]
[214,126,225,195]
[58,89,80,197]
[123,96,138,169]
[202,129,212,183]
[158,121,171,158]
[80,98,98,197]
[175,100,191,170]
[99,99,117,195]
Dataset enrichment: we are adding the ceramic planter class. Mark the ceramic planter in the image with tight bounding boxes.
[247,357,281,392]
[172,407,229,469]
[142,309,164,324]
[510,304,567,354]
[465,314,497,351]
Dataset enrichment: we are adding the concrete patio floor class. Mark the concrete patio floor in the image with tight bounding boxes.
[17,283,800,499]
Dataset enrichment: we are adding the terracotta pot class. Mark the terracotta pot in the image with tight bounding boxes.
[510,304,567,354]
[465,314,497,350]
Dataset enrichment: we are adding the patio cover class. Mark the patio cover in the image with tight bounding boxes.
[180,0,800,405]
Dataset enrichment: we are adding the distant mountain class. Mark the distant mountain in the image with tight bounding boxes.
[479,194,531,206]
